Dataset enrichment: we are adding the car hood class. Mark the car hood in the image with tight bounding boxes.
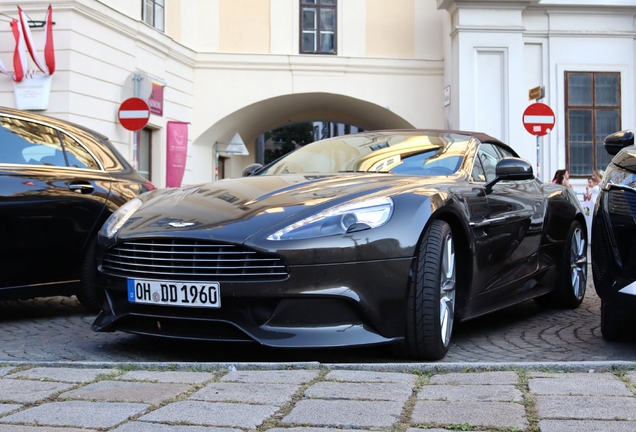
[117,173,434,243]
[612,145,636,173]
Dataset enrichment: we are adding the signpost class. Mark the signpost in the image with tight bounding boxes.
[120,71,153,170]
[523,102,555,181]
[118,97,150,131]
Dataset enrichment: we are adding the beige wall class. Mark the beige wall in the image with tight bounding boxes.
[166,0,182,43]
[366,0,415,58]
[219,0,271,53]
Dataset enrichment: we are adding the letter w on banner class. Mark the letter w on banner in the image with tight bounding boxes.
[1,5,56,110]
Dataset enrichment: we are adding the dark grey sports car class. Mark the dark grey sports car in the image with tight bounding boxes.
[92,129,587,360]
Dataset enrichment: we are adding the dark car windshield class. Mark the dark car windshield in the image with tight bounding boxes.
[258,132,470,176]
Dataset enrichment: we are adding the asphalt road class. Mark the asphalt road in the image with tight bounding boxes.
[2,269,636,364]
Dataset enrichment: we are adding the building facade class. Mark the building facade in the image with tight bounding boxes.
[0,0,634,196]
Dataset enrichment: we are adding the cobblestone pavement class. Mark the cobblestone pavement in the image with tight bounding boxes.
[1,263,636,364]
[2,365,636,431]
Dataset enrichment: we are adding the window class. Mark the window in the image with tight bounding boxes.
[472,143,516,183]
[0,117,98,169]
[471,154,486,182]
[478,144,501,182]
[60,133,100,170]
[142,0,164,32]
[300,0,336,54]
[566,72,620,177]
[137,128,152,180]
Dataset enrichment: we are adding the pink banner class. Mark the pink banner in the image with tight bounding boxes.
[148,82,164,116]
[166,121,188,187]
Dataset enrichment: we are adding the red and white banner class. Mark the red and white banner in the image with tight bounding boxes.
[166,122,189,188]
[18,5,55,77]
[0,6,55,83]
[1,5,57,110]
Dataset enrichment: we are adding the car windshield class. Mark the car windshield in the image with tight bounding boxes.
[258,131,470,176]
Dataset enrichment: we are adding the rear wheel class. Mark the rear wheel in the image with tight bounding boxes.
[75,238,102,313]
[404,220,456,360]
[535,220,587,308]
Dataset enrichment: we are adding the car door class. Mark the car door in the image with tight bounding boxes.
[468,143,544,314]
[0,115,112,292]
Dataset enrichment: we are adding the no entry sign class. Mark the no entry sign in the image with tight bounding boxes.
[523,103,555,137]
[118,97,150,131]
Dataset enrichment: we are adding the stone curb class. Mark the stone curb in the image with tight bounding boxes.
[3,361,636,431]
[1,360,636,372]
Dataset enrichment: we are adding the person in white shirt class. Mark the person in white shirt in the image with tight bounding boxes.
[582,176,599,241]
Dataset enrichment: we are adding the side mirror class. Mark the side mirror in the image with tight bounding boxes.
[604,130,634,156]
[484,157,533,194]
[242,163,263,177]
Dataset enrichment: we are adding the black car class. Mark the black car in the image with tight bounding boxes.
[592,129,636,340]
[92,129,586,360]
[0,106,154,311]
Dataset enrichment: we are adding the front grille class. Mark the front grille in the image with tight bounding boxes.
[116,315,254,342]
[102,239,288,282]
[608,190,634,219]
[604,189,636,276]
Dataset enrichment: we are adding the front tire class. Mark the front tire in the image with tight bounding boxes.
[404,220,456,360]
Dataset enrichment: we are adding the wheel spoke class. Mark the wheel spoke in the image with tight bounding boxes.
[443,236,455,280]
[569,227,587,300]
[439,233,456,347]
[571,267,586,299]
[440,297,453,345]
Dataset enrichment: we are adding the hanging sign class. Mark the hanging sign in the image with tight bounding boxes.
[166,121,189,187]
[148,81,164,116]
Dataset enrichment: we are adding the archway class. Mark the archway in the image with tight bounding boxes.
[191,92,413,181]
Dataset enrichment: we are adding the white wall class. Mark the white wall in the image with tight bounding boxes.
[524,6,636,189]
[0,0,633,190]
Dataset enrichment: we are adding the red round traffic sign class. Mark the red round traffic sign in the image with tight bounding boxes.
[523,103,555,137]
[118,97,150,131]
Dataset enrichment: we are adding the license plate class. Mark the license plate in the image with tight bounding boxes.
[127,279,220,308]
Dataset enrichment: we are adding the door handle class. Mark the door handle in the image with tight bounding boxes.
[69,182,94,194]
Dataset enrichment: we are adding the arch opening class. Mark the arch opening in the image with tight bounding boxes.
[191,92,414,181]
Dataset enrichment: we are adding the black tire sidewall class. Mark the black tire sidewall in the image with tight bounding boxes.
[405,220,454,360]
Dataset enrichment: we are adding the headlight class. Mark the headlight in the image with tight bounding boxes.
[602,164,636,192]
[100,198,143,239]
[267,197,394,241]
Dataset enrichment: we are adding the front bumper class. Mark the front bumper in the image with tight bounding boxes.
[92,258,413,348]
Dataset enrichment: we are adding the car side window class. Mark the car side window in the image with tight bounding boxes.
[496,146,514,158]
[478,143,501,182]
[0,116,65,166]
[60,133,100,170]
[0,116,100,170]
[471,155,487,182]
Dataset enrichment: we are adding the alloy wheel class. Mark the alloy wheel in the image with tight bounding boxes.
[440,233,456,347]
[570,227,587,300]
